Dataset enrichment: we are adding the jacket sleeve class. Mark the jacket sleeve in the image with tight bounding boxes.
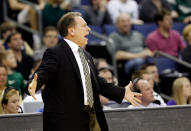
[25,48,59,94]
[85,51,125,104]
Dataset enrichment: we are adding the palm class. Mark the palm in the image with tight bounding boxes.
[124,81,142,106]
[28,73,38,100]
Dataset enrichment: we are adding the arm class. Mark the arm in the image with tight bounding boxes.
[8,0,28,10]
[27,48,59,98]
[115,49,153,60]
[86,52,142,105]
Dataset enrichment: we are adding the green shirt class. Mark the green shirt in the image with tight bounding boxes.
[172,0,191,21]
[42,3,69,27]
[7,71,25,96]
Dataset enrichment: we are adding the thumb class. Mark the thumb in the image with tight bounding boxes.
[33,73,38,81]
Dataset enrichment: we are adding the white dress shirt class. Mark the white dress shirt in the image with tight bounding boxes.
[107,0,139,23]
[64,38,90,105]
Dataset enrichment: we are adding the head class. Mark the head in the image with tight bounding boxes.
[132,70,154,88]
[48,0,63,4]
[0,22,16,40]
[43,26,59,48]
[116,13,132,34]
[94,58,109,69]
[0,65,8,88]
[154,9,172,31]
[183,24,191,45]
[140,63,159,83]
[172,77,191,105]
[91,0,102,7]
[57,12,91,47]
[98,68,113,83]
[2,87,20,114]
[6,32,23,51]
[133,79,155,106]
[1,50,17,69]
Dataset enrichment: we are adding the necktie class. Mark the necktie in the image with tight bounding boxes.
[78,47,94,108]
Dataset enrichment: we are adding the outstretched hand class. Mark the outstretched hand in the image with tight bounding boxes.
[124,81,142,106]
[28,73,38,100]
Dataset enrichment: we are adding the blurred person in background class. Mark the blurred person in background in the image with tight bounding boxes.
[6,32,34,80]
[140,0,173,23]
[0,21,34,56]
[181,24,191,64]
[94,58,109,69]
[128,78,162,108]
[1,87,21,114]
[33,26,59,60]
[146,9,185,57]
[107,0,143,24]
[132,69,166,106]
[167,77,191,105]
[140,63,160,93]
[169,0,191,23]
[0,65,8,113]
[7,0,44,31]
[0,50,26,98]
[108,13,153,76]
[42,0,71,28]
[83,0,112,25]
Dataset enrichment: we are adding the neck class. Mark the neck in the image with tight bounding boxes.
[183,96,189,104]
[141,101,150,107]
[0,86,6,91]
[13,50,22,62]
[7,67,13,75]
[159,27,169,38]
[65,36,83,47]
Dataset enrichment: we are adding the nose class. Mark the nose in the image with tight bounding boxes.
[87,26,91,32]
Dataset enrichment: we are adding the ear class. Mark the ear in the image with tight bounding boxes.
[68,27,75,37]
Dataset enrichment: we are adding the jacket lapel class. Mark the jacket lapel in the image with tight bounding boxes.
[61,40,83,85]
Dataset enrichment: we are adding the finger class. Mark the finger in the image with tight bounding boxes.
[31,92,37,100]
[134,92,142,97]
[33,73,38,81]
[131,100,139,107]
[133,97,142,104]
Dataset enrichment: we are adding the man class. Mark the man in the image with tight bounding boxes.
[140,63,160,93]
[27,12,142,131]
[128,78,161,108]
[132,69,166,106]
[7,32,34,80]
[33,26,59,60]
[146,9,185,57]
[108,13,153,75]
[107,0,143,24]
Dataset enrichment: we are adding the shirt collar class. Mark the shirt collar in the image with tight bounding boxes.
[64,38,79,52]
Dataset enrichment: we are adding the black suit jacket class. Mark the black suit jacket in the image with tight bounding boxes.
[28,40,125,131]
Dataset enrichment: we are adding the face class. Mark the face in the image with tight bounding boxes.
[137,80,155,104]
[72,16,90,47]
[117,14,131,34]
[8,33,23,51]
[186,31,191,45]
[0,67,7,87]
[3,29,16,40]
[99,70,113,83]
[4,93,20,114]
[92,0,101,6]
[5,53,17,68]
[43,30,59,48]
[146,66,159,83]
[159,15,173,31]
[182,79,191,98]
[142,73,154,88]
[98,61,108,69]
